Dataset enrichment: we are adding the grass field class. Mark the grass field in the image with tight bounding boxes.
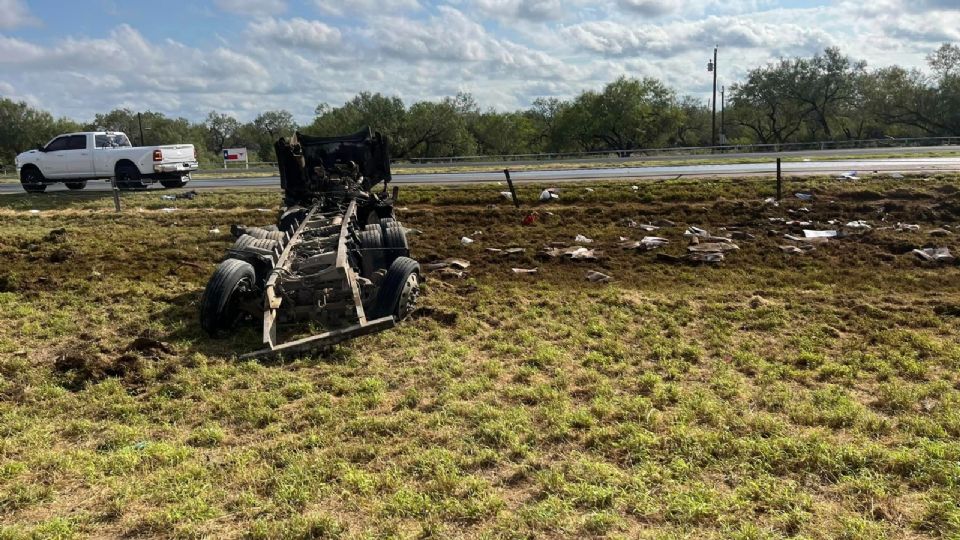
[1,175,959,539]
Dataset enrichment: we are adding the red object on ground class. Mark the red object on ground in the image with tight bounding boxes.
[522,213,538,226]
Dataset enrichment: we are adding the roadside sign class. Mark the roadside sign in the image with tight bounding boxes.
[223,147,248,168]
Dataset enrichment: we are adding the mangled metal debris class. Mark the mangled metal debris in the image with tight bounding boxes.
[586,270,613,283]
[620,236,669,250]
[199,127,420,359]
[423,258,470,271]
[912,247,955,263]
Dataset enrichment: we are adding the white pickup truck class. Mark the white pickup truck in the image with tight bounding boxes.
[14,132,199,193]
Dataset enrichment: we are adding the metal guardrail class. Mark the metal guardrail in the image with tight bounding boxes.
[396,136,960,165]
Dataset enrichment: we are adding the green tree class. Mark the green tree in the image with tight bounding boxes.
[204,111,241,153]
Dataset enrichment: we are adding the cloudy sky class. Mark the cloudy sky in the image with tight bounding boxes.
[0,0,956,123]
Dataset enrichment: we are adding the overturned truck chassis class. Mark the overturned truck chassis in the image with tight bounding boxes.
[200,128,420,358]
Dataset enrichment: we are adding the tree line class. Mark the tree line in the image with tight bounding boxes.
[0,44,956,168]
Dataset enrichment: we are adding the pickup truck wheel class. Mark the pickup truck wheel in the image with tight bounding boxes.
[116,163,147,190]
[382,225,410,266]
[160,174,190,189]
[372,257,420,320]
[200,259,257,337]
[20,167,46,193]
[65,181,87,190]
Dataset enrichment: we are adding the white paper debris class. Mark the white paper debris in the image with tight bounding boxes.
[574,234,593,244]
[895,223,920,232]
[29,209,40,214]
[584,187,594,192]
[802,229,837,238]
[161,195,176,200]
[845,220,871,229]
[631,185,639,191]
[500,191,513,199]
[839,171,860,180]
[512,267,538,274]
[460,236,474,245]
[208,228,220,234]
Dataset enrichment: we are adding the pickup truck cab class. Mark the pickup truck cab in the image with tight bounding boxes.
[15,132,199,193]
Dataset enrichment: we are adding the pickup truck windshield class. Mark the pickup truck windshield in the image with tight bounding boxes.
[95,134,132,148]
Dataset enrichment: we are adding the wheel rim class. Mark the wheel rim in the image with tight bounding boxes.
[395,273,420,318]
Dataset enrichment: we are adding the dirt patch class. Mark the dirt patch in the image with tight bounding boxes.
[413,306,459,327]
[53,335,176,390]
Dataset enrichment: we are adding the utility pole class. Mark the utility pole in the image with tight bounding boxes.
[720,85,725,146]
[708,45,718,148]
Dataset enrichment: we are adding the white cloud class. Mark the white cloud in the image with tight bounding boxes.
[471,0,563,21]
[247,17,341,49]
[0,0,37,30]
[312,0,420,17]
[617,0,676,17]
[213,0,287,16]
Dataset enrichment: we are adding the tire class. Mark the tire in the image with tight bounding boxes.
[382,225,409,266]
[278,206,307,234]
[359,228,385,278]
[379,217,396,231]
[116,162,147,190]
[65,181,87,190]
[200,259,257,337]
[372,257,421,320]
[20,166,46,193]
[160,174,190,189]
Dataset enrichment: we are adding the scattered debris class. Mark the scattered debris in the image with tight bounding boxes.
[522,212,538,226]
[730,231,755,240]
[779,245,816,254]
[574,234,593,244]
[209,227,221,235]
[764,197,780,206]
[795,193,814,201]
[500,191,513,200]
[839,171,860,180]
[620,218,639,228]
[912,247,955,263]
[785,220,812,227]
[929,228,952,237]
[424,258,471,271]
[845,220,871,230]
[687,252,725,263]
[176,190,198,200]
[889,172,905,179]
[803,229,838,238]
[586,270,613,283]
[539,188,559,202]
[486,247,525,255]
[653,219,676,227]
[512,267,538,274]
[584,187,594,192]
[161,195,176,200]
[460,236,475,245]
[620,237,669,250]
[684,226,710,238]
[631,185,639,191]
[160,208,177,213]
[895,223,920,232]
[688,242,740,253]
[29,209,40,214]
[542,246,602,260]
[255,208,272,212]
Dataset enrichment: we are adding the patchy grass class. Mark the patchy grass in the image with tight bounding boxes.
[1,175,960,538]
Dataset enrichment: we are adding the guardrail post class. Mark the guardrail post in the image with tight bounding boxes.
[110,177,121,213]
[776,158,782,201]
[503,169,520,208]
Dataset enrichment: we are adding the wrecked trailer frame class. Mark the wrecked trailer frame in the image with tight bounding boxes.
[199,127,420,359]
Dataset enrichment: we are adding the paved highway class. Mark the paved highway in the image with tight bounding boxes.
[2,157,959,194]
